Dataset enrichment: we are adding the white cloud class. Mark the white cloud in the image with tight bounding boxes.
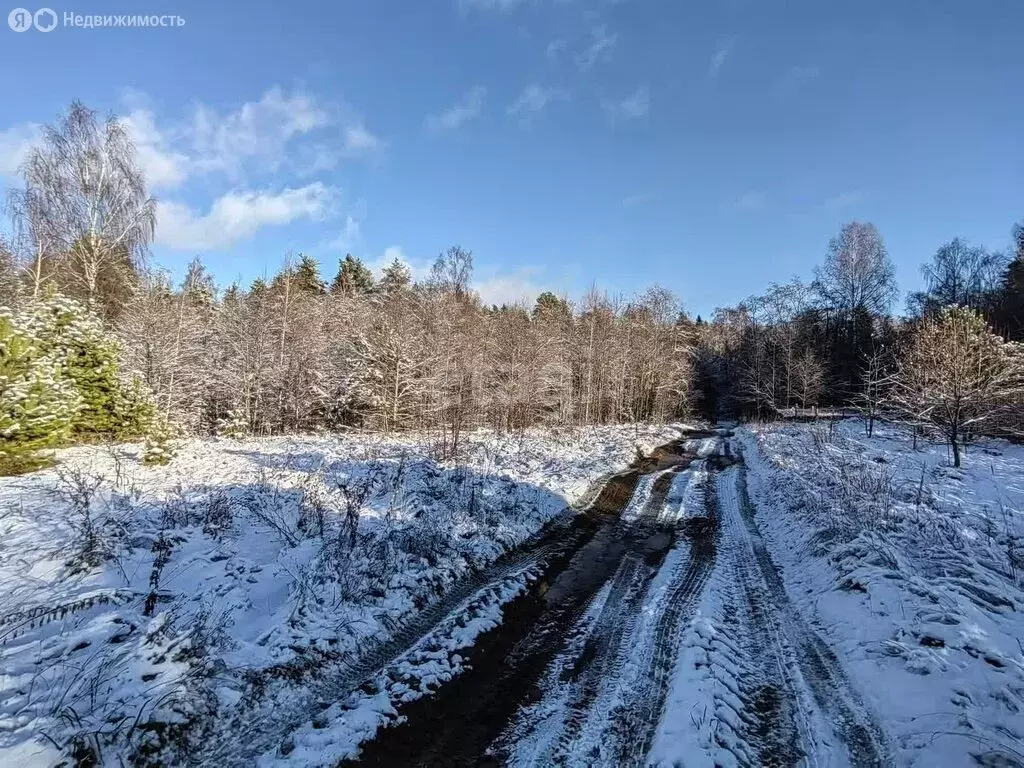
[426,87,487,133]
[734,191,766,211]
[2,88,379,253]
[120,109,191,189]
[188,87,332,177]
[474,270,544,307]
[602,86,650,121]
[507,84,568,123]
[576,25,617,71]
[155,183,337,250]
[368,246,434,282]
[363,249,545,303]
[327,214,363,252]
[709,36,736,79]
[0,122,41,177]
[2,86,382,190]
[119,87,381,189]
[343,124,384,153]
[377,246,409,270]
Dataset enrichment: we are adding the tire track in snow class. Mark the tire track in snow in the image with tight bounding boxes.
[725,445,891,767]
[495,457,715,767]
[212,440,697,766]
[716,461,809,767]
[344,441,695,766]
[492,465,695,767]
[542,554,648,763]
[489,579,617,764]
[605,459,721,766]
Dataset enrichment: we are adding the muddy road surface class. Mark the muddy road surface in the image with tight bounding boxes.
[337,429,889,767]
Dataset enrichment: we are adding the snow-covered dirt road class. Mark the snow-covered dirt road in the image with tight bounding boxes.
[287,428,893,767]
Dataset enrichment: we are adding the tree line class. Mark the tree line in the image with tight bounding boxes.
[111,249,695,453]
[2,101,1023,470]
[694,221,1024,465]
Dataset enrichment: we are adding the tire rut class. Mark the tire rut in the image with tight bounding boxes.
[344,439,696,766]
[725,445,890,768]
[717,464,808,768]
[537,467,691,763]
[605,459,721,766]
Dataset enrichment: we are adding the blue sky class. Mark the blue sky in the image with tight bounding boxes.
[1,0,1021,316]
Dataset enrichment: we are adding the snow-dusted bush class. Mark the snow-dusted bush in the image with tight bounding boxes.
[53,465,132,571]
[888,306,1024,467]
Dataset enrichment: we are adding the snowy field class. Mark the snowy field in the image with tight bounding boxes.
[0,424,679,766]
[739,419,1024,767]
[4,418,1021,767]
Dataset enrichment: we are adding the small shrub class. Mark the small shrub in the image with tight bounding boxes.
[298,472,329,537]
[54,466,128,572]
[142,418,179,466]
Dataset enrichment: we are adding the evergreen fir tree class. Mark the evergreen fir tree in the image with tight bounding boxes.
[0,311,80,473]
[0,242,21,307]
[995,222,1024,341]
[142,416,179,466]
[533,291,571,319]
[214,406,248,438]
[249,277,268,298]
[222,282,241,305]
[293,254,326,295]
[331,254,375,296]
[19,294,153,439]
[377,257,412,295]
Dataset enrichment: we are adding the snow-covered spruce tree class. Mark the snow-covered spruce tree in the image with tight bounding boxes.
[888,306,1024,467]
[18,294,153,440]
[0,311,80,473]
[142,416,179,466]
[330,254,375,296]
[0,240,22,308]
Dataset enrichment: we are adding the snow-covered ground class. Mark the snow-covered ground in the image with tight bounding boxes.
[0,424,679,766]
[7,418,1018,767]
[738,418,1024,767]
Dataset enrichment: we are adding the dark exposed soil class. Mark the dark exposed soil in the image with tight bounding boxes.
[340,427,888,768]
[343,434,698,767]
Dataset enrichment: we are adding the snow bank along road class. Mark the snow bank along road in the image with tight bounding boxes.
[284,427,891,767]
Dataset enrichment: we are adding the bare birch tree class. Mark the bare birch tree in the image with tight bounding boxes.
[17,102,156,319]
